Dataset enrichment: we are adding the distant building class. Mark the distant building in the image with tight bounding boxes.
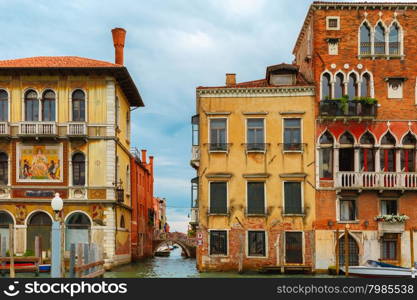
[130,149,154,259]
[0,28,143,268]
[153,197,168,234]
[191,66,316,272]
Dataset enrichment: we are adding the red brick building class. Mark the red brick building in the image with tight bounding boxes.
[130,149,154,260]
[294,1,417,270]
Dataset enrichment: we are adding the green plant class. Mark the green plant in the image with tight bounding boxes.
[333,95,349,112]
[352,96,377,105]
[375,214,409,223]
[23,249,35,257]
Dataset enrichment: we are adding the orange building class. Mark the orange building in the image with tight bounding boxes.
[293,1,417,270]
[130,149,154,260]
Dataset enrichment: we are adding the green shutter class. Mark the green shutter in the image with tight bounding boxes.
[210,182,227,214]
[247,182,265,214]
[284,182,302,214]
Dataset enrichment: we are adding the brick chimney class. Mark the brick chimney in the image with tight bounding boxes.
[226,73,236,86]
[141,149,147,164]
[111,27,126,65]
[149,156,154,175]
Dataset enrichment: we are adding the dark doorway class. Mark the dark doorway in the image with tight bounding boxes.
[339,148,355,171]
[285,232,303,264]
[27,212,52,253]
[338,235,359,266]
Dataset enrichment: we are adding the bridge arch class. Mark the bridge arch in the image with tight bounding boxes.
[152,232,196,258]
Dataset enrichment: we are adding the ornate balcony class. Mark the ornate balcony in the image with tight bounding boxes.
[336,171,417,190]
[190,207,198,225]
[319,100,377,119]
[67,122,87,137]
[0,122,10,136]
[18,122,57,137]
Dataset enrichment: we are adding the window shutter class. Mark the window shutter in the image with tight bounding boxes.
[210,182,227,214]
[284,182,302,214]
[247,182,265,214]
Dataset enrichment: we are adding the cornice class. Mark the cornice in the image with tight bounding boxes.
[197,86,315,98]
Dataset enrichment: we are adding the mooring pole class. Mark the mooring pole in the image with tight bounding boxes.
[335,228,340,275]
[8,224,14,278]
[344,226,349,277]
[411,228,415,268]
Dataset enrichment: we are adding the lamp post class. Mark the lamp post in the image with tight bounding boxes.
[51,193,63,278]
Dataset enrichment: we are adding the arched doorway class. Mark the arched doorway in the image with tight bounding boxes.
[65,212,91,250]
[338,235,359,266]
[0,211,14,249]
[27,211,52,254]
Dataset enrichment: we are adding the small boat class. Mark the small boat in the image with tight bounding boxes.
[155,250,170,257]
[39,264,51,273]
[341,260,416,278]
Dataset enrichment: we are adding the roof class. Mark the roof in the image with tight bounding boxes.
[197,63,312,90]
[293,1,417,54]
[0,56,143,107]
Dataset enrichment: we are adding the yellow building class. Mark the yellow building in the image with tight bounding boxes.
[191,64,316,272]
[0,28,143,268]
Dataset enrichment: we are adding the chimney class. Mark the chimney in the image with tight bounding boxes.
[226,73,236,86]
[111,27,126,65]
[149,156,154,175]
[141,149,147,164]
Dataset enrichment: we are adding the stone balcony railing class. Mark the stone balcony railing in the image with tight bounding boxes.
[336,171,417,190]
[190,207,198,224]
[67,122,87,136]
[18,122,57,136]
[0,122,9,135]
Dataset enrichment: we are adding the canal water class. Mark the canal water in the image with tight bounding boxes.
[104,247,335,278]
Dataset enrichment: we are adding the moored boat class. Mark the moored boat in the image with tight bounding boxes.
[341,260,416,278]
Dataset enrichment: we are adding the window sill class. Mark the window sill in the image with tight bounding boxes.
[283,150,303,154]
[209,150,229,154]
[282,213,305,217]
[246,150,266,154]
[208,213,229,216]
[209,254,229,258]
[247,255,268,259]
[337,220,360,224]
[246,213,267,217]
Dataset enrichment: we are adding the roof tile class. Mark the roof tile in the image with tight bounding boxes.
[0,56,121,68]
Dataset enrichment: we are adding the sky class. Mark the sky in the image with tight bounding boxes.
[0,0,414,232]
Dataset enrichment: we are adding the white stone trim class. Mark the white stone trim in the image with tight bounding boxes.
[197,86,314,98]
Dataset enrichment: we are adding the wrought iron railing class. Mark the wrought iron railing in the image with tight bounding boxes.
[319,100,377,117]
[245,143,267,152]
[208,143,229,152]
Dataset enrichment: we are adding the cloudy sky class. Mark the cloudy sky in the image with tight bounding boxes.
[1,0,412,232]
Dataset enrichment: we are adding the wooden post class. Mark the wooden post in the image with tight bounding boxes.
[61,220,65,278]
[83,243,89,276]
[9,224,15,278]
[76,243,83,278]
[411,228,415,268]
[34,236,40,277]
[0,235,5,277]
[69,244,75,278]
[335,228,340,275]
[344,226,349,277]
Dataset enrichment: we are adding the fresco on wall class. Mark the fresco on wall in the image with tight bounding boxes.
[17,144,62,182]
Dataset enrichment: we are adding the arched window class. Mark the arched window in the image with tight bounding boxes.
[25,90,39,121]
[361,73,371,97]
[348,73,358,99]
[374,23,386,55]
[27,211,52,252]
[65,212,91,250]
[319,131,334,179]
[389,23,400,55]
[401,133,416,172]
[359,132,375,172]
[360,23,371,55]
[0,211,14,249]
[381,132,396,172]
[339,132,354,172]
[334,73,344,99]
[120,215,125,229]
[72,90,85,122]
[72,153,85,186]
[0,90,8,121]
[321,73,332,99]
[0,153,8,185]
[41,90,55,121]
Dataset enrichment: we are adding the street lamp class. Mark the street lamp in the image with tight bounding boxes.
[50,192,64,278]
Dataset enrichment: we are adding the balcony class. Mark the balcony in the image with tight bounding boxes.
[0,122,10,136]
[244,143,267,152]
[336,172,417,190]
[191,145,200,168]
[18,122,57,137]
[116,188,124,202]
[208,143,230,152]
[190,207,198,225]
[319,100,377,119]
[67,122,87,137]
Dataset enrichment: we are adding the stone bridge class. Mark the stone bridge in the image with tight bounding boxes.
[153,231,196,258]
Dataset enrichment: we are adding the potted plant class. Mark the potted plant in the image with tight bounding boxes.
[374,214,409,223]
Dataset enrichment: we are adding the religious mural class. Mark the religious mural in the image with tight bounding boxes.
[17,144,63,182]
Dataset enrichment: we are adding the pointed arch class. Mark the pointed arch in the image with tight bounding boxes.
[359,130,376,145]
[359,19,372,55]
[380,130,397,173]
[380,130,397,146]
[334,71,346,98]
[347,71,360,99]
[320,70,333,100]
[359,131,376,172]
[318,130,335,145]
[388,20,402,56]
[339,131,355,145]
[360,71,374,97]
[339,131,355,172]
[318,130,335,180]
[374,21,387,55]
[336,233,360,266]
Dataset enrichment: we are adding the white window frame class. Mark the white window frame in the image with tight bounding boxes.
[326,16,340,30]
[246,230,268,259]
[208,229,229,257]
[208,117,229,153]
[245,117,266,153]
[69,88,88,122]
[282,117,303,153]
[0,88,11,122]
[40,88,58,122]
[245,180,267,216]
[208,181,229,215]
[284,231,305,265]
[282,181,304,216]
[336,197,359,223]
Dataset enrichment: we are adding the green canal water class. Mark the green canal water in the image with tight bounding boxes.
[7,247,336,278]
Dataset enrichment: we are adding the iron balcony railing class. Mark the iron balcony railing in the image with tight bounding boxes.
[336,171,417,190]
[208,143,230,152]
[245,143,267,152]
[319,100,377,118]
